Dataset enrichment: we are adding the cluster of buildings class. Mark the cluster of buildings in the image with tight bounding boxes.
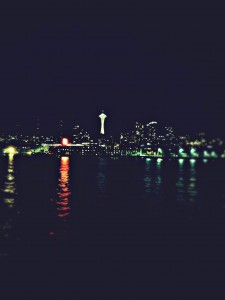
[0,112,224,158]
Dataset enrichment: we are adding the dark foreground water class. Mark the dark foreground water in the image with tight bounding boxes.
[0,155,225,299]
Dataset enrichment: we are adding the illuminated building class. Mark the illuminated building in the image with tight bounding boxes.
[0,113,224,158]
[15,122,21,141]
[72,125,80,143]
[135,122,145,145]
[144,121,159,152]
[33,118,41,145]
[59,120,63,141]
[146,121,157,143]
[99,111,107,135]
[36,118,40,137]
[165,126,175,140]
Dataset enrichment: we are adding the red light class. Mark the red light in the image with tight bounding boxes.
[62,138,69,146]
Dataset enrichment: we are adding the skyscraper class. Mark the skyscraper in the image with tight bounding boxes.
[72,125,80,143]
[135,122,145,145]
[36,118,40,137]
[35,118,40,145]
[146,121,158,143]
[59,120,63,141]
[99,111,107,135]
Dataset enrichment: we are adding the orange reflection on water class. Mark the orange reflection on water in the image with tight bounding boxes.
[4,154,16,207]
[57,156,71,218]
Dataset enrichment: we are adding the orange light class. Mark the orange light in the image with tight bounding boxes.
[61,156,69,162]
[62,138,69,146]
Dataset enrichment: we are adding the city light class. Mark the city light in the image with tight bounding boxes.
[179,148,187,158]
[203,151,209,157]
[99,111,107,135]
[3,146,17,155]
[0,111,224,159]
[157,148,163,155]
[179,159,184,165]
[210,151,218,158]
[190,148,198,157]
[61,138,69,146]
[61,156,69,162]
[190,159,196,166]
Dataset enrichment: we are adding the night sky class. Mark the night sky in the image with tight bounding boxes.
[0,1,224,137]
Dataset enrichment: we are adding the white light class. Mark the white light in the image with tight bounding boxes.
[99,112,107,134]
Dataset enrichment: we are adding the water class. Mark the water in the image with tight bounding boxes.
[1,155,225,298]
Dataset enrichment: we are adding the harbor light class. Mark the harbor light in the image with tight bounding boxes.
[62,138,69,146]
[3,146,18,155]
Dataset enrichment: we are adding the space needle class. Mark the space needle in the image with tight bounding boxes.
[99,111,107,135]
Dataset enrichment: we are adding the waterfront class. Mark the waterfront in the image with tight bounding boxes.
[1,155,225,298]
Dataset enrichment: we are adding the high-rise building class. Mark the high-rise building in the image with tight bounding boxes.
[15,122,21,139]
[99,111,107,135]
[36,118,40,137]
[72,125,80,143]
[164,126,176,154]
[165,126,175,142]
[146,121,158,144]
[59,120,63,141]
[34,118,40,145]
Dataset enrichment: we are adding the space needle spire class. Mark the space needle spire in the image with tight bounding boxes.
[99,110,107,135]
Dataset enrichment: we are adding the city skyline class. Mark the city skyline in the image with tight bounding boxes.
[0,103,224,138]
[0,110,223,140]
[0,3,224,297]
[0,2,224,137]
[0,110,224,160]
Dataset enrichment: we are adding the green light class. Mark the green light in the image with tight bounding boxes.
[190,148,198,157]
[179,148,187,158]
[158,148,163,154]
[179,158,184,165]
[190,159,196,166]
[203,151,209,157]
[210,151,218,158]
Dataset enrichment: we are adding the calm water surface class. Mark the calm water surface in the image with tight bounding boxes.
[0,155,225,298]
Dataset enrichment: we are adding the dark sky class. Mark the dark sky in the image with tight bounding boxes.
[0,1,224,138]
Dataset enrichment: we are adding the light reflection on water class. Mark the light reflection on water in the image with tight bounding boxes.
[3,154,16,207]
[0,154,17,250]
[0,156,225,257]
[144,158,162,200]
[176,158,185,202]
[143,158,199,204]
[177,159,197,204]
[97,158,107,195]
[144,158,151,194]
[188,159,197,202]
[56,156,71,219]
